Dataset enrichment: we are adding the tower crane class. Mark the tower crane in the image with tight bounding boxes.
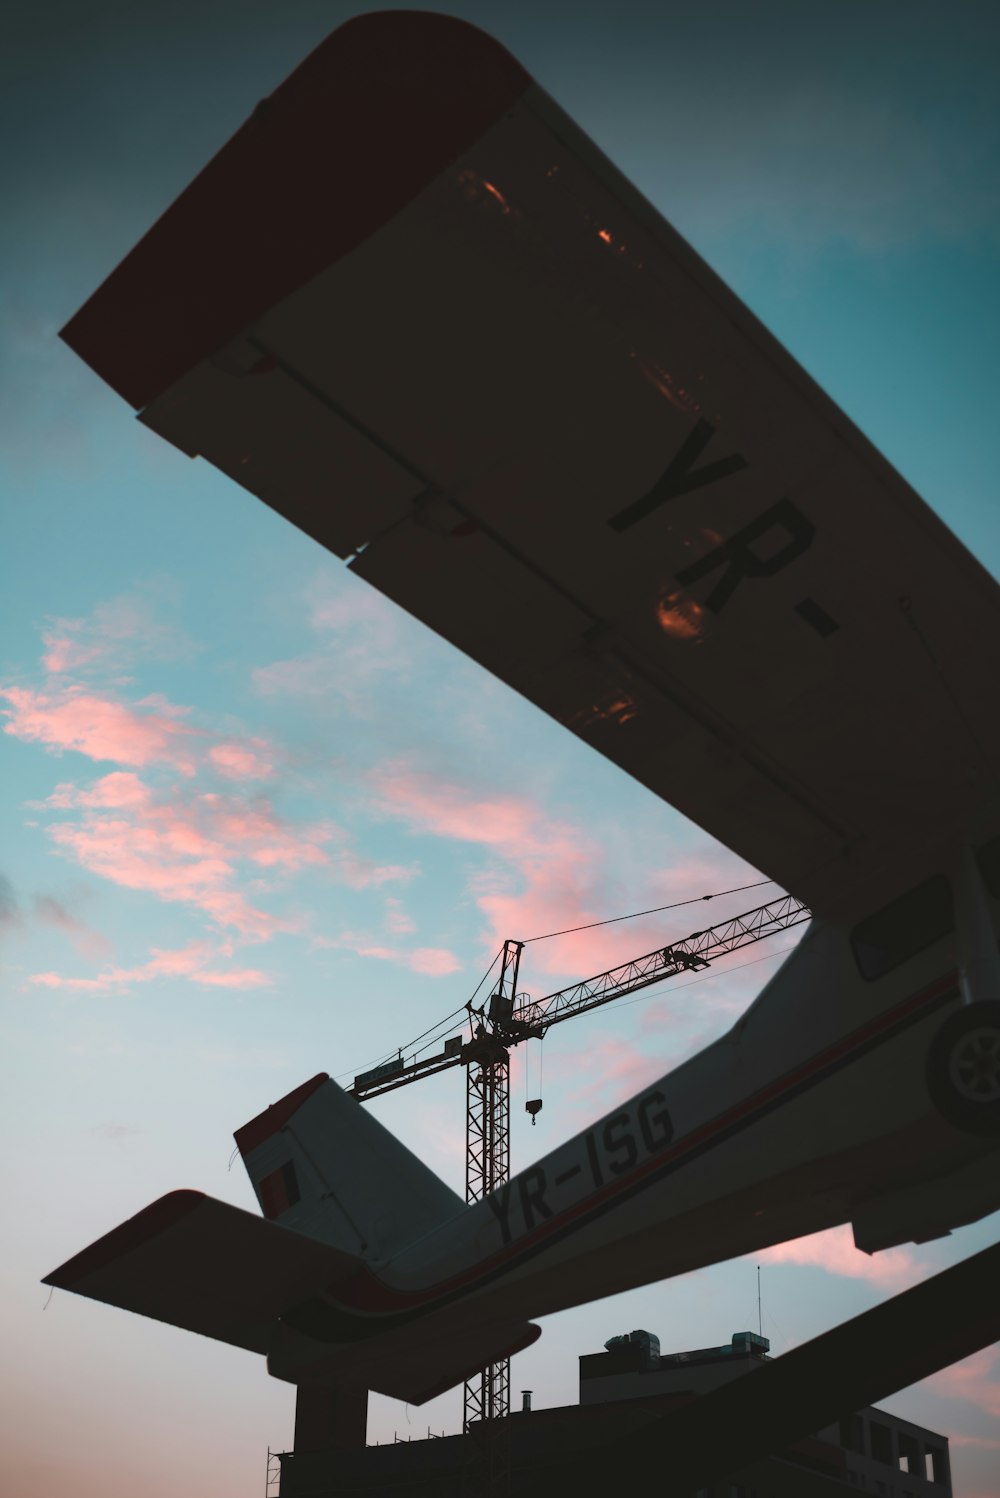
[348,892,810,1432]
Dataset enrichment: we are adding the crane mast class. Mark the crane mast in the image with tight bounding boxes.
[348,893,810,1437]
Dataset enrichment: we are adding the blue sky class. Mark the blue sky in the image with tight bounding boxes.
[2,4,999,1496]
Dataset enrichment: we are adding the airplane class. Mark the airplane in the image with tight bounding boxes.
[46,10,1000,1408]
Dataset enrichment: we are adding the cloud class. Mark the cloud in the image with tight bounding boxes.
[409,947,463,977]
[368,763,605,973]
[368,760,762,982]
[28,939,271,993]
[31,893,110,959]
[44,770,151,810]
[557,1033,686,1133]
[4,682,276,786]
[323,929,462,977]
[208,742,274,780]
[758,1224,925,1291]
[39,588,195,678]
[384,896,416,936]
[336,846,416,891]
[41,780,329,939]
[252,579,406,710]
[927,1347,1000,1420]
[89,1122,144,1140]
[36,772,411,940]
[1,685,200,774]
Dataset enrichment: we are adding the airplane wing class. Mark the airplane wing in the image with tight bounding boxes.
[42,1190,359,1355]
[44,1186,542,1399]
[60,11,1000,917]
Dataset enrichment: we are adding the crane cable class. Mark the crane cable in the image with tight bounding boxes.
[520,877,776,943]
[339,878,781,1083]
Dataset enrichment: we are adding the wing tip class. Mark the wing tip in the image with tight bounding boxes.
[42,1189,208,1289]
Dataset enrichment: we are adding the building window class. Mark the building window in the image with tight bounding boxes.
[925,1447,945,1483]
[870,1422,894,1465]
[841,1414,867,1454]
[898,1432,921,1474]
[851,876,953,980]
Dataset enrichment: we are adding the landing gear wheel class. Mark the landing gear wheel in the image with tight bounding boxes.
[926,1000,1000,1136]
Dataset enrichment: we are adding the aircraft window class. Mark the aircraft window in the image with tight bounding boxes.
[851,877,953,981]
[976,834,1000,897]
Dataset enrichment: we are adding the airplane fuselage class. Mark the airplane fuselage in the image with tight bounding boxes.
[269,867,1000,1390]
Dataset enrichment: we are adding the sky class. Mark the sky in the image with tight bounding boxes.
[2,1,999,1495]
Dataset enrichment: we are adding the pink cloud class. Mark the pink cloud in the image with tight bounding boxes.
[45,772,151,810]
[369,764,606,978]
[558,1034,676,1131]
[189,967,272,988]
[39,592,194,678]
[38,772,408,940]
[41,631,105,675]
[5,681,276,791]
[44,790,320,940]
[758,1224,925,1290]
[323,929,462,977]
[209,742,274,780]
[927,1348,1000,1419]
[369,762,762,984]
[28,939,271,993]
[372,764,542,849]
[409,947,463,976]
[384,897,417,936]
[1,686,199,774]
[196,795,331,871]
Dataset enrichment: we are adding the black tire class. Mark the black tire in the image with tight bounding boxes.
[926,1000,1000,1136]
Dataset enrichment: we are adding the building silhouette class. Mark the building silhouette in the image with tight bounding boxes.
[275,1327,952,1496]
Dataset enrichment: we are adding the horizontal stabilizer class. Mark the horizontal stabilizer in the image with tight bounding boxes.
[43,1190,361,1355]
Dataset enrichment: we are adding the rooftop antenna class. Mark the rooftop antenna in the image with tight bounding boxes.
[757,1265,762,1338]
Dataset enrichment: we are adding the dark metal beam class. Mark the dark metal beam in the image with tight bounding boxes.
[526,1237,1000,1497]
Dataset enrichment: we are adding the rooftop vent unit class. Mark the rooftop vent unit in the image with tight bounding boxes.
[603,1329,661,1366]
[731,1330,770,1354]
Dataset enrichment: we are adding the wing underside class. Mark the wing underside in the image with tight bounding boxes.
[60,11,1000,916]
[42,1190,358,1356]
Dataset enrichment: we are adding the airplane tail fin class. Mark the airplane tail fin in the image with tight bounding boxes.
[234,1073,463,1259]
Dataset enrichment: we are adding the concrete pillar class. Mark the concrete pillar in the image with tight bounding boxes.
[294,1380,368,1452]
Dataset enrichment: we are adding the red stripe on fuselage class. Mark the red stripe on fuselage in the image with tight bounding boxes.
[327,968,958,1317]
